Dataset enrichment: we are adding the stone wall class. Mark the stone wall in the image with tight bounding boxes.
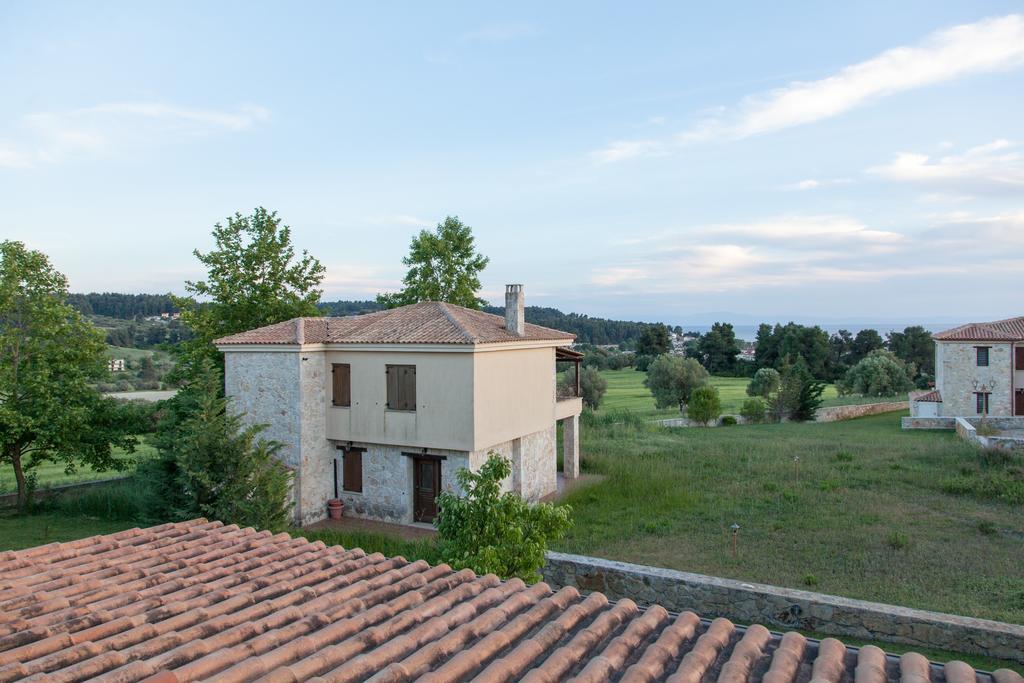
[901,416,957,430]
[955,417,1024,451]
[543,552,1024,663]
[813,401,907,422]
[937,341,1013,417]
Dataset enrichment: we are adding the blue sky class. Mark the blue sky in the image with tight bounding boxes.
[2,2,1023,325]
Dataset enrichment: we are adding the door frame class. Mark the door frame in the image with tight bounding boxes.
[408,453,444,523]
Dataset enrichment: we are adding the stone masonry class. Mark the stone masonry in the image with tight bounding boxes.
[543,552,1024,664]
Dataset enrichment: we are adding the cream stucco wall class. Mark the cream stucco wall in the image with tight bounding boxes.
[471,346,557,451]
[324,349,475,451]
[936,341,1013,417]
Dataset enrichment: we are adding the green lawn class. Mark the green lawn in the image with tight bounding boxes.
[594,368,898,420]
[557,412,1024,625]
[0,511,138,549]
[0,438,157,494]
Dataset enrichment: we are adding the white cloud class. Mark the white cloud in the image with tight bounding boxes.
[0,101,270,168]
[593,15,1024,160]
[590,139,665,163]
[869,139,1024,188]
[782,178,854,191]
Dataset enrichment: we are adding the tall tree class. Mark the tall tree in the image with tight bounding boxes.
[635,324,672,357]
[377,216,490,309]
[0,241,139,510]
[175,208,325,376]
[849,329,884,366]
[693,322,741,374]
[887,326,935,382]
[644,355,709,413]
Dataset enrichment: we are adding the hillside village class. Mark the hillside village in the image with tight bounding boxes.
[3,5,1024,682]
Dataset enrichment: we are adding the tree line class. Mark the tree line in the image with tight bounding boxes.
[68,292,177,318]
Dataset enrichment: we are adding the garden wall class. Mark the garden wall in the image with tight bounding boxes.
[813,401,907,422]
[543,552,1024,663]
[901,417,957,430]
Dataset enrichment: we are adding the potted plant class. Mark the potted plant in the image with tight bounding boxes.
[327,498,344,520]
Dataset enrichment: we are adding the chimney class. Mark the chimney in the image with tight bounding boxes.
[505,284,525,336]
[295,318,305,345]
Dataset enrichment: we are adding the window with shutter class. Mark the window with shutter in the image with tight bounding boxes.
[342,449,363,493]
[976,347,990,367]
[386,364,416,411]
[331,364,351,407]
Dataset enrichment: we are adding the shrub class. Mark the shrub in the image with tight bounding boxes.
[52,478,149,522]
[841,350,914,397]
[436,453,572,582]
[720,415,737,426]
[746,367,780,398]
[977,520,997,536]
[886,531,909,550]
[740,397,767,423]
[803,574,819,587]
[559,365,608,410]
[687,385,721,426]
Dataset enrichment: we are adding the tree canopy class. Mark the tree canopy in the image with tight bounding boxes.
[175,207,325,376]
[1,241,140,510]
[840,350,915,397]
[691,322,741,374]
[644,355,709,413]
[377,216,490,309]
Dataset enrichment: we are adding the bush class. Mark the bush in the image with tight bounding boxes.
[720,415,737,426]
[687,385,721,426]
[740,397,767,423]
[840,350,914,397]
[436,453,572,582]
[746,367,780,398]
[51,478,149,522]
[559,365,608,410]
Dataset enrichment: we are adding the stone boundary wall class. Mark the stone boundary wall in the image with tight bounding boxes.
[956,417,1024,451]
[0,476,128,507]
[902,416,957,430]
[542,552,1024,663]
[813,401,907,422]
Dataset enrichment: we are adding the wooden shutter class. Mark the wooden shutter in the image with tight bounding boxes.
[386,365,416,411]
[1016,347,1024,371]
[332,364,351,407]
[343,449,362,493]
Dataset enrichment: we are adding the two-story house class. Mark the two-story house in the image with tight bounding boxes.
[910,316,1024,419]
[215,285,584,526]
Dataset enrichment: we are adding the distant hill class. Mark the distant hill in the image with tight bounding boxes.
[69,292,177,318]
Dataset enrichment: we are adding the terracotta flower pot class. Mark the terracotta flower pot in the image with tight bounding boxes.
[327,498,344,520]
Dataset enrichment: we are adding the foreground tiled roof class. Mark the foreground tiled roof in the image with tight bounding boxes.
[2,521,1020,683]
[913,390,942,403]
[933,316,1024,342]
[214,302,575,346]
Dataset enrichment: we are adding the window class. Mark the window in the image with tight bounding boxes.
[342,448,363,493]
[976,346,990,367]
[386,364,416,411]
[975,392,990,414]
[331,364,351,407]
[1016,346,1024,371]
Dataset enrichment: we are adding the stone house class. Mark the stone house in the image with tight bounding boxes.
[909,316,1024,419]
[215,285,584,526]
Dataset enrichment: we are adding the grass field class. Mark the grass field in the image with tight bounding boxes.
[594,368,899,420]
[556,411,1024,625]
[0,438,157,493]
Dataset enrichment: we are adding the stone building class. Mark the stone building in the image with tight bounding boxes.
[909,316,1024,419]
[215,285,583,526]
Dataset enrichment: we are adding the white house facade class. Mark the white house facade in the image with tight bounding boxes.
[215,285,584,527]
[909,316,1024,420]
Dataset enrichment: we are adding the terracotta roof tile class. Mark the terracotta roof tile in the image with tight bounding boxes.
[912,390,942,403]
[213,301,575,346]
[933,316,1024,342]
[0,521,1019,683]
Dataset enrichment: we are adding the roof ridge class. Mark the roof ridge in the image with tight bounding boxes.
[436,301,482,343]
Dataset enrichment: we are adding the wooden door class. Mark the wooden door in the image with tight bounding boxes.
[1016,390,1024,416]
[413,457,441,522]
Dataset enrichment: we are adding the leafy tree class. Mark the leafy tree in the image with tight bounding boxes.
[887,326,934,385]
[436,453,572,582]
[378,216,490,309]
[175,207,325,377]
[692,322,740,374]
[1,241,140,510]
[827,329,854,381]
[740,397,768,423]
[849,329,884,365]
[635,324,672,357]
[779,356,826,422]
[754,322,830,380]
[841,350,914,397]
[688,385,722,426]
[146,359,292,530]
[746,367,781,398]
[559,365,608,410]
[644,355,709,413]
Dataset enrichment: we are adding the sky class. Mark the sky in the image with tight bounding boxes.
[2,2,1023,326]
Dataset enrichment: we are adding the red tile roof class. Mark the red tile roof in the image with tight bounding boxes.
[933,316,1024,342]
[214,302,576,346]
[913,390,942,403]
[1,520,1019,683]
